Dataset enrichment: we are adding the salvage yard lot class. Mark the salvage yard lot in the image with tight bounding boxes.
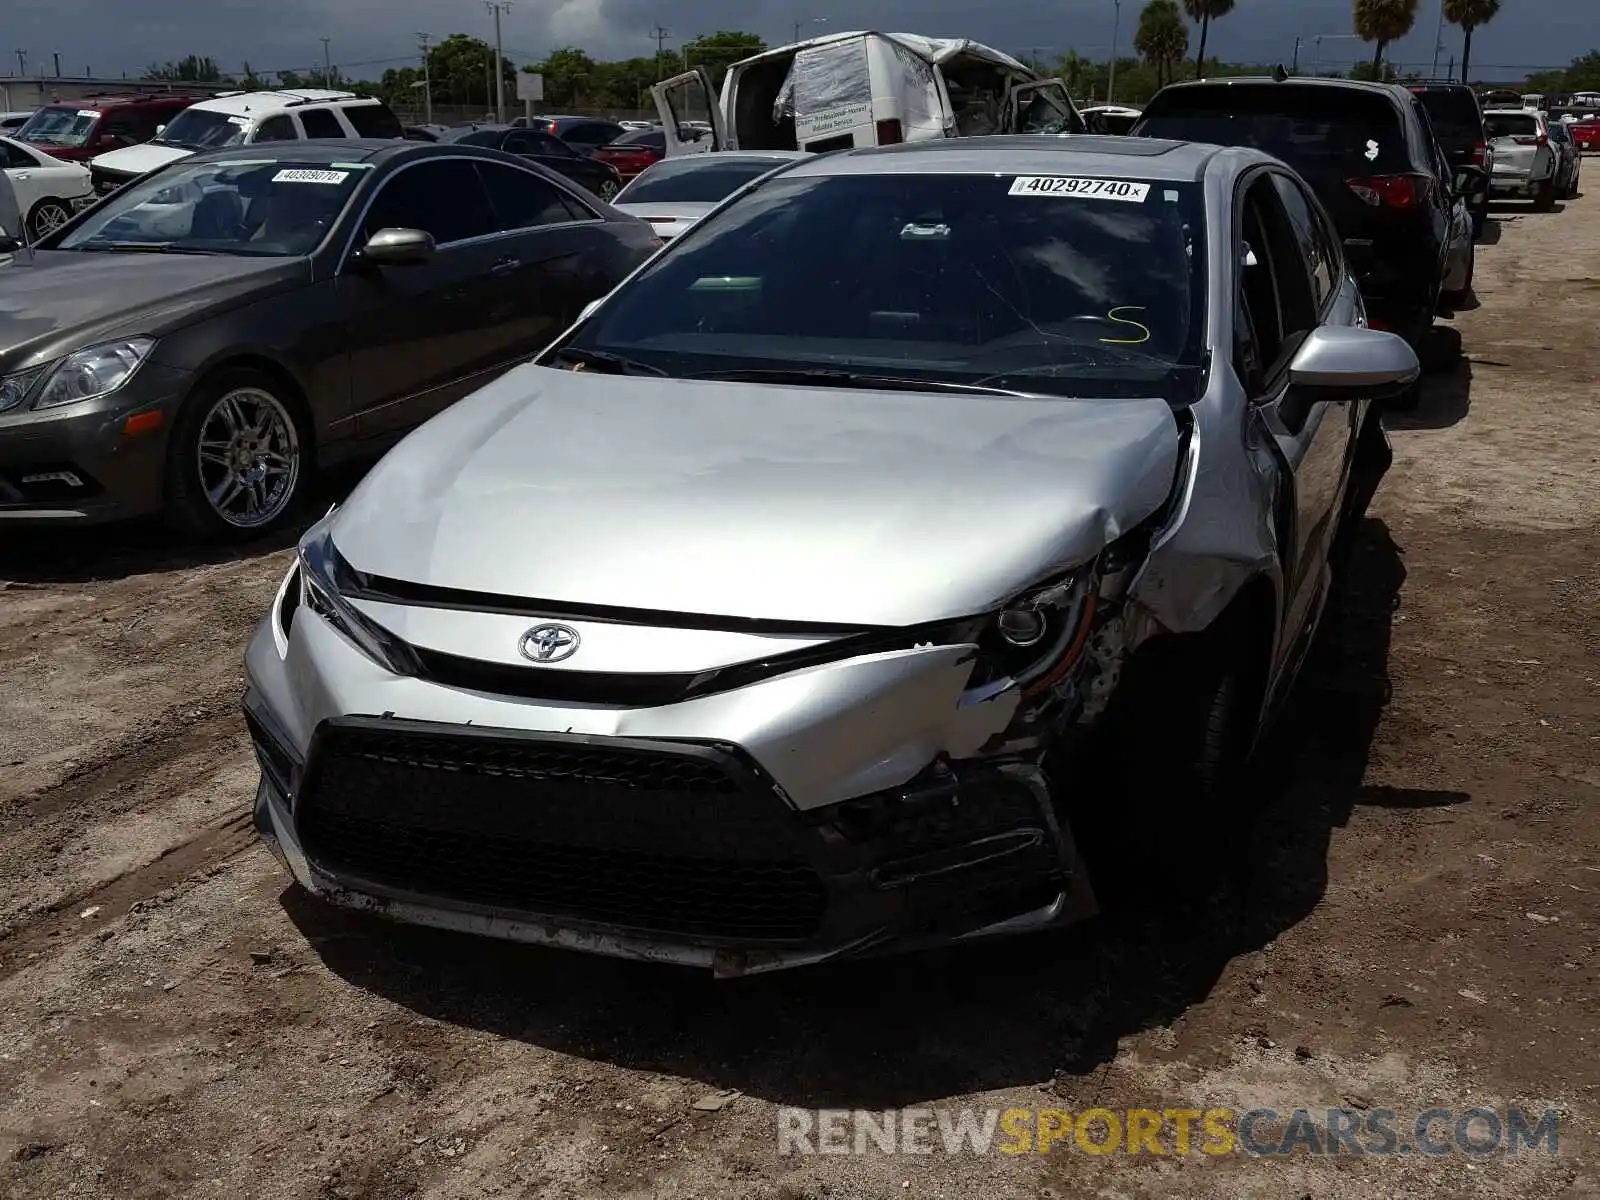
[1,195,1597,1199]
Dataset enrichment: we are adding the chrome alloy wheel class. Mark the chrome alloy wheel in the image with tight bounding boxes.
[194,387,301,529]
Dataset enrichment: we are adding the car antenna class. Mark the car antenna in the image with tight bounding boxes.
[1271,64,1288,82]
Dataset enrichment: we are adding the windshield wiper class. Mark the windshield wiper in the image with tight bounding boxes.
[72,241,220,255]
[549,347,666,376]
[687,368,1030,397]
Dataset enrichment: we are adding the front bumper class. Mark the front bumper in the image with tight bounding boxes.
[244,603,1100,975]
[0,361,195,524]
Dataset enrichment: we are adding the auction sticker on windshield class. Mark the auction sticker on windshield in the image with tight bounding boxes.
[272,169,350,185]
[1008,176,1151,202]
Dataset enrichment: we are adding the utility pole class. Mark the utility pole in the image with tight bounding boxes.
[320,37,332,86]
[652,24,672,79]
[1292,36,1302,74]
[1431,0,1446,78]
[486,2,512,123]
[52,51,60,77]
[1107,0,1122,103]
[14,50,25,76]
[417,33,433,124]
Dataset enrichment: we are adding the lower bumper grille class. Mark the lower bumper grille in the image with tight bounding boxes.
[295,720,828,941]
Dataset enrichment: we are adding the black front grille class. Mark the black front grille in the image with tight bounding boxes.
[295,720,828,941]
[411,645,702,707]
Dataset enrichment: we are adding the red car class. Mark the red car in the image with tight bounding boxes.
[1572,118,1600,153]
[14,94,202,163]
[593,128,666,182]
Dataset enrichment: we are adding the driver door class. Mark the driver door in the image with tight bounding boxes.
[1237,170,1359,650]
[1002,79,1086,135]
[650,68,727,156]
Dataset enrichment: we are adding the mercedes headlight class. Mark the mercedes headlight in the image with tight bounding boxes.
[297,522,420,676]
[32,337,154,409]
[0,366,45,413]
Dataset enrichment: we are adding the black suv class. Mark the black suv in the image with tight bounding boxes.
[1409,82,1493,236]
[1135,77,1485,354]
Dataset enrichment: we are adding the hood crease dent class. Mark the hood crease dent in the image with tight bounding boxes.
[330,366,1183,628]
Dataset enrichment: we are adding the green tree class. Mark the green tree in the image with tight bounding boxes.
[1353,0,1419,75]
[682,30,766,89]
[1441,0,1499,84]
[426,32,515,109]
[238,61,267,90]
[1134,0,1190,89]
[528,47,601,107]
[276,69,305,89]
[1182,0,1236,79]
[143,54,223,83]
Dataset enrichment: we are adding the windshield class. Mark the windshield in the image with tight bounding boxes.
[1486,113,1539,139]
[618,158,796,204]
[156,107,248,150]
[17,105,99,148]
[555,172,1206,402]
[1139,86,1408,175]
[54,158,366,256]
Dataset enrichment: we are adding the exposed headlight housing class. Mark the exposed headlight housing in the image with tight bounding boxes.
[32,337,155,409]
[298,521,420,676]
[964,568,1100,695]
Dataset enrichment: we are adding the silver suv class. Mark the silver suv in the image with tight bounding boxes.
[1485,108,1560,209]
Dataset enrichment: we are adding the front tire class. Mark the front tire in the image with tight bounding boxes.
[1072,624,1261,906]
[165,367,310,541]
[25,197,72,243]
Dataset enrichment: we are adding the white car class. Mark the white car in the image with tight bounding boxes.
[0,134,92,242]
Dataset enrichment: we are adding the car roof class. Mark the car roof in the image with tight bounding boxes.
[40,94,198,109]
[660,149,810,161]
[1161,75,1408,102]
[179,138,411,167]
[781,135,1224,183]
[189,89,374,117]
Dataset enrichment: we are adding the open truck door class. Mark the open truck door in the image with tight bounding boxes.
[650,68,729,156]
[1003,79,1086,135]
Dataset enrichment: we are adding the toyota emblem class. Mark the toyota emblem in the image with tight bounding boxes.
[518,623,580,664]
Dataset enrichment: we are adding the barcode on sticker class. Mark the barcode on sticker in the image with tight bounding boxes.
[272,169,349,185]
[1008,176,1151,202]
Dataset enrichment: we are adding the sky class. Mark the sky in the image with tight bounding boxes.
[3,0,1595,84]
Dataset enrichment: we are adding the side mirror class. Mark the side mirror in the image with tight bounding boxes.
[1287,326,1419,398]
[354,226,435,267]
[579,298,603,321]
[155,124,167,137]
[1452,164,1489,198]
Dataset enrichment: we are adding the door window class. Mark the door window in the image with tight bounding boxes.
[254,115,297,142]
[1270,174,1338,313]
[344,103,403,138]
[298,108,346,139]
[102,112,146,146]
[561,122,621,148]
[0,140,40,168]
[362,159,496,245]
[478,162,588,229]
[1237,174,1317,392]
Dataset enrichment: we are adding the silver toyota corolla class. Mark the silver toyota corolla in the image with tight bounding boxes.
[244,137,1419,976]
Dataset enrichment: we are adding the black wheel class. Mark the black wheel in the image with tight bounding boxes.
[1471,210,1487,240]
[165,367,311,540]
[597,177,620,202]
[1533,180,1558,211]
[25,197,72,242]
[1069,624,1261,906]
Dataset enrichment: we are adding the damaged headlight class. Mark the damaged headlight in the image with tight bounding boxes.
[297,521,420,676]
[965,568,1100,696]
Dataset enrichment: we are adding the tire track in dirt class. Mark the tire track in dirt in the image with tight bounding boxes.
[0,810,257,984]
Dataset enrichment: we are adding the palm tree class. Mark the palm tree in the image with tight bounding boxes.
[1182,0,1236,79]
[1353,0,1420,75]
[1135,0,1191,89]
[1442,0,1501,83]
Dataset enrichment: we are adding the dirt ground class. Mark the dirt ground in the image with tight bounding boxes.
[1,187,1597,1200]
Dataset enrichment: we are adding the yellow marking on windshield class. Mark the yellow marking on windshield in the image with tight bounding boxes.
[1100,306,1151,345]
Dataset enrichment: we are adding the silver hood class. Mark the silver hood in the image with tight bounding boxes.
[330,365,1183,627]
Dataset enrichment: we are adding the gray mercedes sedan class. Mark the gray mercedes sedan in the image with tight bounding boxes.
[244,137,1419,975]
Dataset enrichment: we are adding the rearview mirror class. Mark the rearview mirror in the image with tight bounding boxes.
[356,227,435,267]
[1288,326,1419,398]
